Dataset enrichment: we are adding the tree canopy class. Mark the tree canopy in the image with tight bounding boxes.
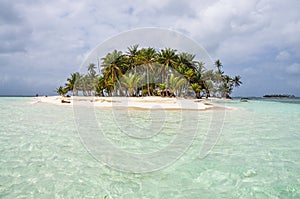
[57,45,242,99]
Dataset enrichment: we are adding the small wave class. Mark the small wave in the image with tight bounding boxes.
[242,169,257,178]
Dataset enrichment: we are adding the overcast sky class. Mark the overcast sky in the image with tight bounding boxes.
[1,0,300,96]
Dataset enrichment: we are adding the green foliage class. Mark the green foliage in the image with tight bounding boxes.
[120,73,142,96]
[58,46,242,98]
[56,86,67,96]
[65,72,80,96]
[142,89,148,96]
[168,75,186,96]
[158,84,166,90]
[190,83,201,98]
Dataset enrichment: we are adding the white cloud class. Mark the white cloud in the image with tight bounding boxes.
[276,51,291,61]
[0,0,300,96]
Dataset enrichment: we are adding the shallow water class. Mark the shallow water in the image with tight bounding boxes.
[0,97,300,198]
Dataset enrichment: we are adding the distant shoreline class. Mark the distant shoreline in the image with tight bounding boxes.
[263,94,295,98]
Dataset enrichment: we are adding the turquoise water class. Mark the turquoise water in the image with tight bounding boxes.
[0,97,300,198]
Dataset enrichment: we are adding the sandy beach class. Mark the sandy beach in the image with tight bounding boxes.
[31,96,219,110]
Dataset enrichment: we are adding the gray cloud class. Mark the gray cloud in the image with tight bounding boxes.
[0,0,300,96]
[0,1,31,54]
[0,0,21,24]
[286,63,300,75]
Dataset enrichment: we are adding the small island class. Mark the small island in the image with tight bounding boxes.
[42,45,243,110]
[263,94,295,98]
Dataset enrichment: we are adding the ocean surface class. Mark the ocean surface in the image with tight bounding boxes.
[0,97,300,198]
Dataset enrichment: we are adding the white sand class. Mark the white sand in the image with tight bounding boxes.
[32,96,218,110]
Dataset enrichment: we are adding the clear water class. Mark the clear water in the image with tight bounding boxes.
[0,97,300,198]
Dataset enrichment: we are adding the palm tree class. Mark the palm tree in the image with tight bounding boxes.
[126,45,139,67]
[184,68,195,83]
[201,69,214,98]
[177,53,191,75]
[79,75,89,96]
[104,77,114,96]
[120,73,142,96]
[65,72,80,96]
[191,61,209,98]
[168,75,186,97]
[191,61,205,83]
[232,75,242,87]
[215,59,223,74]
[56,86,67,96]
[223,75,232,84]
[177,52,196,72]
[126,45,140,94]
[137,47,157,96]
[190,83,201,99]
[101,50,125,95]
[220,82,233,99]
[157,48,178,83]
[93,76,109,96]
[87,63,97,78]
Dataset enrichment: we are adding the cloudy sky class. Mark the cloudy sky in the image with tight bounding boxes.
[1,0,300,96]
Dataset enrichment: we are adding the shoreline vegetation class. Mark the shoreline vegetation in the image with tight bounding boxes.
[57,45,242,99]
[51,45,242,110]
[263,94,295,98]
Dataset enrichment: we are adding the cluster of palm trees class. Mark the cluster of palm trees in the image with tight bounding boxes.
[56,45,242,98]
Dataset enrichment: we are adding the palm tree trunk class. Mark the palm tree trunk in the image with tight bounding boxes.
[135,67,137,97]
[147,66,150,96]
